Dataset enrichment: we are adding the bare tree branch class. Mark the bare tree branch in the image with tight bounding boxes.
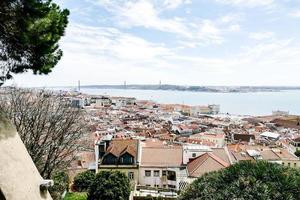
[0,88,87,178]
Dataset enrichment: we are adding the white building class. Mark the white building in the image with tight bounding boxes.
[139,146,189,190]
[95,97,111,107]
[208,104,220,115]
[189,133,226,147]
[182,144,212,164]
[189,104,220,116]
[272,110,289,116]
[260,131,280,141]
[111,97,136,108]
[171,124,193,136]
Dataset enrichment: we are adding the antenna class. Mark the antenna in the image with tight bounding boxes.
[78,80,81,91]
[124,81,127,89]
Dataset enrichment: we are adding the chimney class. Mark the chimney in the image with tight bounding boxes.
[136,139,142,166]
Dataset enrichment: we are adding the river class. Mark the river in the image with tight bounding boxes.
[52,88,300,116]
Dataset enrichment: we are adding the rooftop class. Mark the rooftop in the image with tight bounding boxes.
[141,146,182,167]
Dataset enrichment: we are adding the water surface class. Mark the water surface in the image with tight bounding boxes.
[56,88,300,116]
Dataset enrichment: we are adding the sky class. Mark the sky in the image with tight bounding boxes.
[6,0,300,87]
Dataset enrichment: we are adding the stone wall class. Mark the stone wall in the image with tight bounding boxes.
[0,113,52,200]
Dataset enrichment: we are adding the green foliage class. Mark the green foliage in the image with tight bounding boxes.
[73,171,96,192]
[87,171,131,200]
[295,149,300,157]
[0,0,69,85]
[179,161,300,200]
[49,171,70,200]
[64,192,87,200]
[134,197,165,200]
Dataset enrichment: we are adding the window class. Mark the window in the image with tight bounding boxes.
[167,171,176,181]
[294,163,297,167]
[103,154,117,165]
[288,162,291,167]
[162,170,167,176]
[154,170,160,177]
[163,185,167,188]
[120,154,134,164]
[192,153,196,157]
[128,172,134,180]
[154,184,159,188]
[145,170,151,177]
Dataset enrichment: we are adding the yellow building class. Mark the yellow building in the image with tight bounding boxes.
[281,159,300,168]
[96,138,141,186]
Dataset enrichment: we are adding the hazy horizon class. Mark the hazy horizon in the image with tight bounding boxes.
[46,84,300,87]
[10,83,300,88]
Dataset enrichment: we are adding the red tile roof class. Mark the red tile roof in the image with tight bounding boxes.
[105,139,138,158]
[141,146,182,167]
[187,153,229,177]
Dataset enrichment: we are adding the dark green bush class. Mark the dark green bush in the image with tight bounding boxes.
[73,171,95,192]
[64,192,87,200]
[179,161,300,200]
[87,171,131,200]
[49,171,69,200]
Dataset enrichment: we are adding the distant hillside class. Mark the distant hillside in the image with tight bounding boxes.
[79,84,300,93]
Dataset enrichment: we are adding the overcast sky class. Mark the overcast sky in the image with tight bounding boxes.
[6,0,300,87]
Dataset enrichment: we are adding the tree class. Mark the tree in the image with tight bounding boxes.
[87,171,131,200]
[73,170,95,192]
[179,161,300,200]
[64,192,88,200]
[0,0,69,85]
[0,88,87,178]
[49,171,69,200]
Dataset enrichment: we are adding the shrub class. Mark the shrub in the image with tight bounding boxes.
[64,192,87,200]
[87,171,131,200]
[49,171,69,200]
[179,161,300,200]
[73,170,96,192]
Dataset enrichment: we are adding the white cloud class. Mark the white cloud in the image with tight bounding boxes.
[219,13,242,23]
[99,0,192,38]
[220,15,236,23]
[63,24,172,62]
[195,20,224,44]
[249,32,275,40]
[228,24,240,32]
[96,0,225,46]
[7,0,300,87]
[12,21,300,86]
[289,10,300,18]
[8,33,300,86]
[162,0,191,10]
[215,0,274,7]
